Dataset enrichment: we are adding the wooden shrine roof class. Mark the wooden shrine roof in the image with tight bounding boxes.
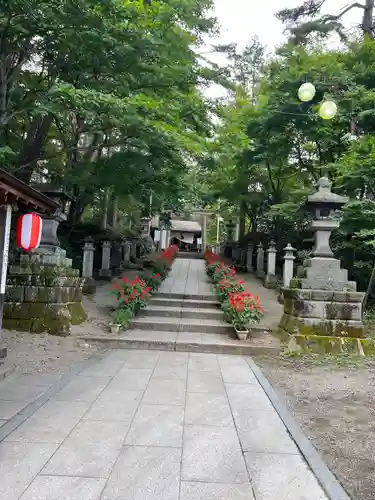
[0,170,59,214]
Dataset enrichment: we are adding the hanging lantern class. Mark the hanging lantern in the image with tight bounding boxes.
[16,213,42,251]
[319,101,337,120]
[298,83,316,102]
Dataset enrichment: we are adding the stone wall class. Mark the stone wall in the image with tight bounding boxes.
[4,254,86,336]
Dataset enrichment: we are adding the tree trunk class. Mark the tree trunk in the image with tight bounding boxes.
[15,114,53,183]
[363,0,375,38]
[239,200,246,241]
[101,188,110,230]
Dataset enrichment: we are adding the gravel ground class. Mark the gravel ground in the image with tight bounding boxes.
[253,354,375,500]
[0,283,117,375]
[0,273,140,375]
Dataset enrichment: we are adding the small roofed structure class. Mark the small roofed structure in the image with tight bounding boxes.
[151,215,202,252]
[0,171,60,214]
[0,169,59,365]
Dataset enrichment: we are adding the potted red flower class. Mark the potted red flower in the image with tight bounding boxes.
[225,292,265,340]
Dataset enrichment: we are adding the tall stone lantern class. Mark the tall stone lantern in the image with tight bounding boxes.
[33,187,72,267]
[279,177,365,343]
[307,177,348,260]
[224,219,236,260]
[4,187,86,336]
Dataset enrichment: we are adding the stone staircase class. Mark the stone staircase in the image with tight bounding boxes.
[176,251,203,259]
[133,294,232,335]
[81,290,280,356]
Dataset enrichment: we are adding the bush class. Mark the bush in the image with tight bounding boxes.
[111,245,178,328]
[204,248,265,331]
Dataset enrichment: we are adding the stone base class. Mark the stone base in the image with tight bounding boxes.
[83,278,96,295]
[256,270,265,279]
[98,269,112,280]
[281,287,365,337]
[286,333,375,356]
[264,274,277,289]
[3,302,87,336]
[280,312,365,338]
[4,255,86,337]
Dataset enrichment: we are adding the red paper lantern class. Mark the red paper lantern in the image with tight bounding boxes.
[16,213,42,251]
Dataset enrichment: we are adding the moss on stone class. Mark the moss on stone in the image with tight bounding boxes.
[30,318,70,336]
[289,279,301,289]
[3,318,33,332]
[360,339,375,355]
[279,313,365,338]
[11,303,31,320]
[325,303,339,320]
[27,302,48,318]
[68,302,87,325]
[5,286,25,302]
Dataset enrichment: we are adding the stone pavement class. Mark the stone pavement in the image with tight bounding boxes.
[0,349,328,500]
[80,259,281,355]
[157,257,214,297]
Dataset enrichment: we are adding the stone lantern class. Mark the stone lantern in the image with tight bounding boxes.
[306,177,348,259]
[33,187,72,267]
[226,219,235,242]
[279,177,365,345]
[5,186,86,336]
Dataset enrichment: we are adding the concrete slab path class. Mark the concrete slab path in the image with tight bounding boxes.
[0,258,344,500]
[0,349,328,500]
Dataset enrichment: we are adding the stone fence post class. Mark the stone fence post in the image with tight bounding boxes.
[256,243,265,278]
[264,241,277,288]
[99,240,112,279]
[123,240,131,264]
[246,243,253,272]
[82,238,96,294]
[283,243,296,288]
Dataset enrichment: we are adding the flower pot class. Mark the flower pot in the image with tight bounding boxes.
[234,326,249,340]
[109,324,121,334]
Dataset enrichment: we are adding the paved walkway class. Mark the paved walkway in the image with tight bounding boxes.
[0,259,331,500]
[158,258,213,296]
[0,350,327,500]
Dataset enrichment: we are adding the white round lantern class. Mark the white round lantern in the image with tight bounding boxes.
[298,83,316,102]
[16,213,42,251]
[319,101,337,120]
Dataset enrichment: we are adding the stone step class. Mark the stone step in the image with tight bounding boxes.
[78,333,280,356]
[176,252,203,260]
[140,305,223,320]
[132,316,233,334]
[156,292,217,301]
[149,298,220,309]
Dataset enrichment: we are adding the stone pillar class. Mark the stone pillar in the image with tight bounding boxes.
[264,241,277,289]
[202,214,207,252]
[130,239,137,259]
[123,240,131,263]
[246,244,253,272]
[99,241,111,279]
[82,238,96,294]
[160,229,167,250]
[82,239,95,278]
[283,243,295,288]
[256,243,265,278]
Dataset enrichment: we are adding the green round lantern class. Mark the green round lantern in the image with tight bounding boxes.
[319,101,337,120]
[298,83,316,102]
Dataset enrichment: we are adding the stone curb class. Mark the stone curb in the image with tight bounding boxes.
[79,336,280,357]
[246,357,351,500]
[0,351,108,443]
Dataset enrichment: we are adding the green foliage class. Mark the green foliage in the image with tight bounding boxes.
[0,0,216,221]
[206,32,375,302]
